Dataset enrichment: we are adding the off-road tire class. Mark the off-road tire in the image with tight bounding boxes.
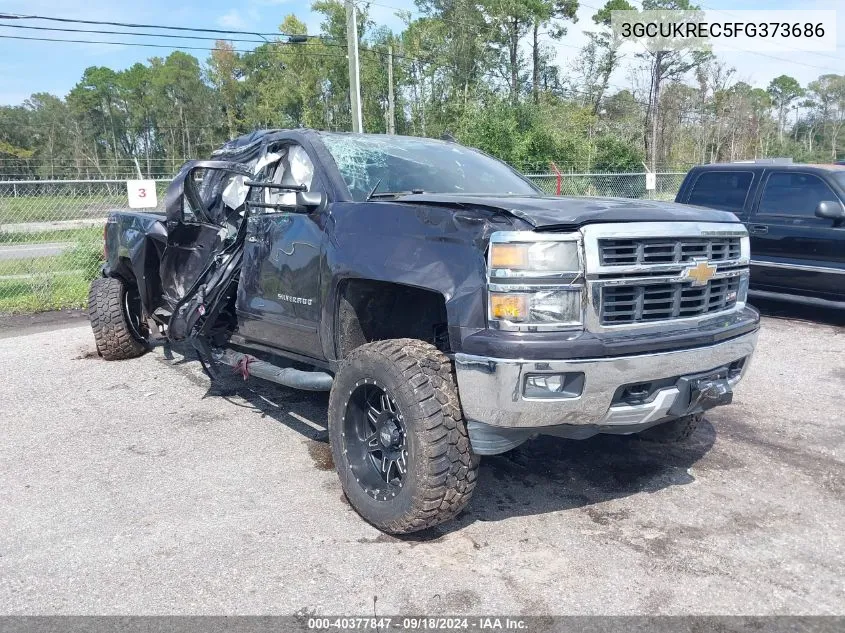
[638,413,702,443]
[88,276,148,361]
[329,339,479,534]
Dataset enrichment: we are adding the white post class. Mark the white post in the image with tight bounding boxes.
[345,0,363,133]
[387,45,395,135]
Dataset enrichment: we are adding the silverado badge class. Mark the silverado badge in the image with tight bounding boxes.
[682,259,717,287]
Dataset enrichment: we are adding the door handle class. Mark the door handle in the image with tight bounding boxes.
[749,224,769,235]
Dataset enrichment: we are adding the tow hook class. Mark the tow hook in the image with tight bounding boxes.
[690,378,733,411]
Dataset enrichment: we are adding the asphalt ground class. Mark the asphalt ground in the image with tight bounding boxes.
[0,302,843,615]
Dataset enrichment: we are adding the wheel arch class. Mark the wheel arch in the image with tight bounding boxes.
[333,278,451,361]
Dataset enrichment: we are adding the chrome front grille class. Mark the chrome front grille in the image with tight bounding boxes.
[599,237,742,266]
[601,276,741,325]
[581,223,750,331]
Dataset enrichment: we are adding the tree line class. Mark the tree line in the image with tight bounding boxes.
[0,0,843,180]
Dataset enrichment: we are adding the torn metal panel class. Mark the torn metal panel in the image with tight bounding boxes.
[318,199,524,361]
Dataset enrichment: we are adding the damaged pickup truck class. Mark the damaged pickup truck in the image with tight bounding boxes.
[90,130,759,533]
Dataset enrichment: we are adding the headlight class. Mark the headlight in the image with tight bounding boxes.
[489,240,580,274]
[489,289,582,326]
[487,232,584,330]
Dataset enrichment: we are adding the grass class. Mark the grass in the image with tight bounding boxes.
[0,195,123,225]
[0,247,99,277]
[0,274,91,314]
[0,197,112,312]
[0,244,102,314]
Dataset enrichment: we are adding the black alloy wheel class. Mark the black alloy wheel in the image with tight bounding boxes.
[341,379,408,501]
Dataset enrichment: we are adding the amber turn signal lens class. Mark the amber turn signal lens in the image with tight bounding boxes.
[490,293,528,321]
[490,244,529,269]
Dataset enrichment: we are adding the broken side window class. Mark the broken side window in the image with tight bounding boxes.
[264,145,316,209]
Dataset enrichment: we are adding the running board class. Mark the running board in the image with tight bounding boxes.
[213,349,334,391]
[748,289,845,310]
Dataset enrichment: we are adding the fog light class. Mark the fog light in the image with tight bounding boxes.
[523,372,585,399]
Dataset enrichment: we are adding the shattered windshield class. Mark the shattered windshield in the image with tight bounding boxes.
[320,133,540,201]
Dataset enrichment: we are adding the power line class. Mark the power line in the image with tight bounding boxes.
[0,12,316,40]
[2,9,799,112]
[0,25,500,72]
[5,6,840,76]
[0,23,269,44]
[0,29,424,62]
[0,33,250,52]
[0,23,351,50]
[0,28,646,107]
[0,33,353,57]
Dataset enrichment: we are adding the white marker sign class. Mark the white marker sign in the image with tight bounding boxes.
[127,179,158,209]
[645,172,656,191]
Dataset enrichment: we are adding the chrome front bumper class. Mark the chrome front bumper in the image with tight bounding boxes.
[454,330,757,429]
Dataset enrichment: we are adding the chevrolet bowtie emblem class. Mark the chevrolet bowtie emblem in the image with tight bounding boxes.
[683,260,717,286]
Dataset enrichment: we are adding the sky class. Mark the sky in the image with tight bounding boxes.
[0,0,842,107]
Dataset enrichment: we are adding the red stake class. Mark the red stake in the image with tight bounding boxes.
[233,355,254,380]
[550,161,562,196]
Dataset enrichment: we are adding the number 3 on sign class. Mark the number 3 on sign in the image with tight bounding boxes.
[127,179,158,209]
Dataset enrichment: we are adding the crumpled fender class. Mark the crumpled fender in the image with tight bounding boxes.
[320,200,529,360]
[103,211,167,315]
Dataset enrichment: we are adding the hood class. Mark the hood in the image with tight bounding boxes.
[392,194,738,229]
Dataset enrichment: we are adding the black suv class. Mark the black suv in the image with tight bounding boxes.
[676,162,845,309]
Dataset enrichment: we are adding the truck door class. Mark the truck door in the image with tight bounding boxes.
[748,170,845,301]
[159,160,252,310]
[236,144,327,359]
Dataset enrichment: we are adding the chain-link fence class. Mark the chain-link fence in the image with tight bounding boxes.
[0,173,687,314]
[527,172,687,200]
[0,180,170,314]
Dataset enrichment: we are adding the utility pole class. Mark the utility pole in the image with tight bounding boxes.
[345,0,363,133]
[649,51,664,172]
[387,45,395,135]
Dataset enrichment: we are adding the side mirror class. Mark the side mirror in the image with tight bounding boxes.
[296,190,328,213]
[815,200,845,221]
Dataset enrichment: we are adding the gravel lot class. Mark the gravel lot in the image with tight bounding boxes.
[0,306,843,615]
